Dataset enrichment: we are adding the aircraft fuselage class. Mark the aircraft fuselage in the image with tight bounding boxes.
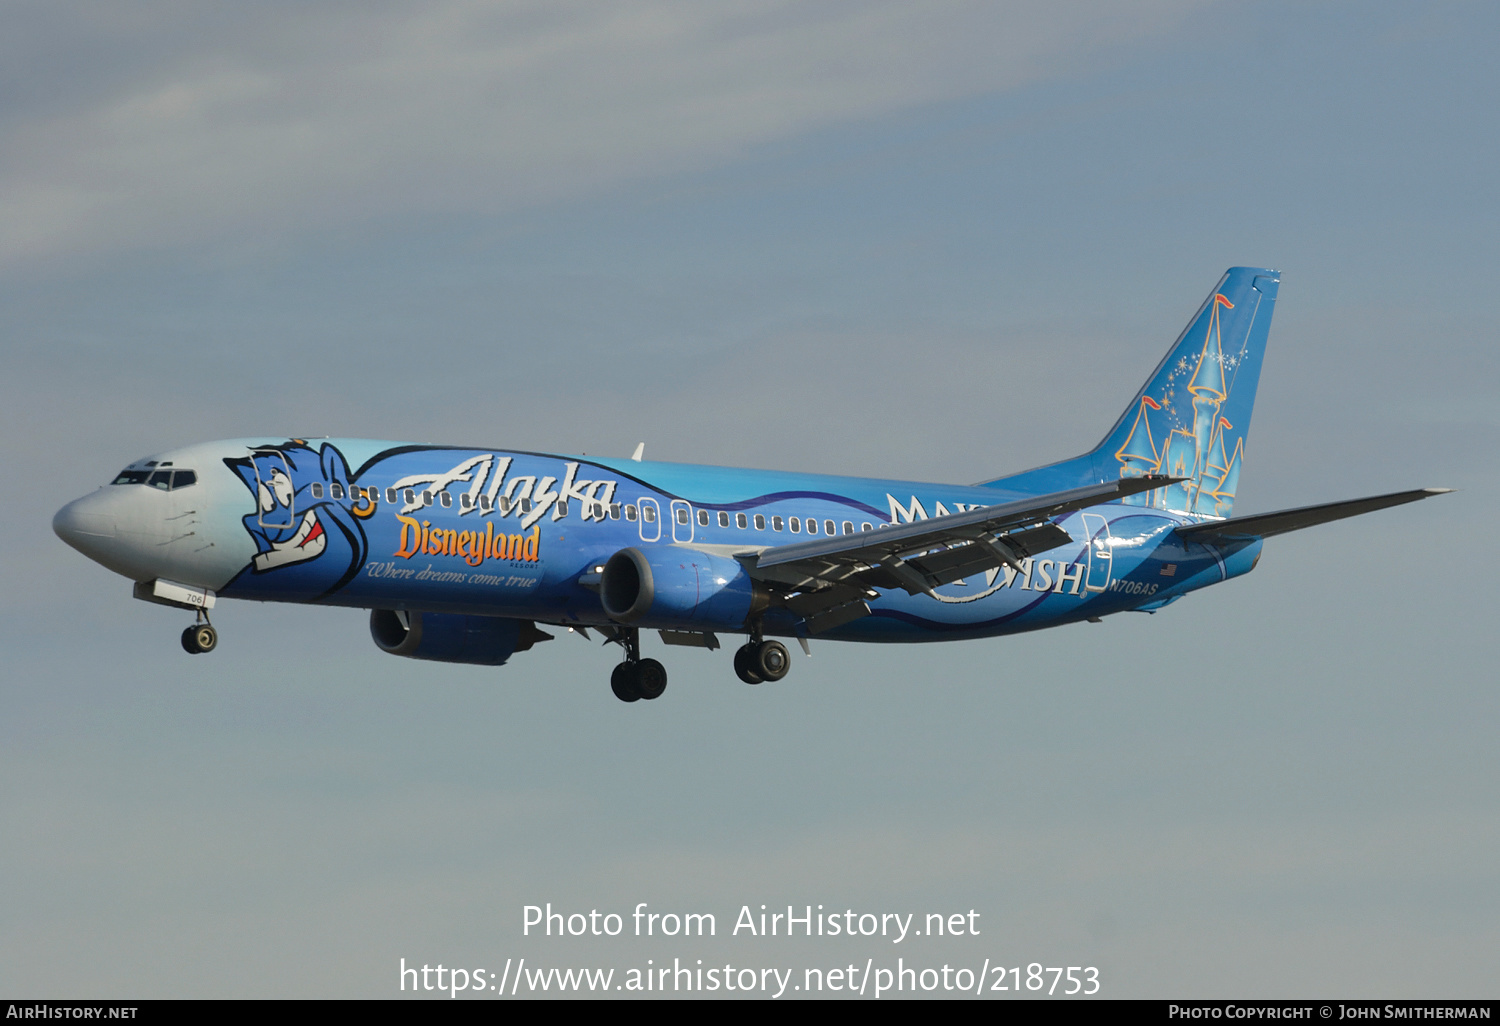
[54,437,1258,645]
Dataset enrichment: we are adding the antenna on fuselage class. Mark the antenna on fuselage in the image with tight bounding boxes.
[630,442,645,462]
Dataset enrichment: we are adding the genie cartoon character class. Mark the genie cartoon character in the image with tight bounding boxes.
[222,441,370,600]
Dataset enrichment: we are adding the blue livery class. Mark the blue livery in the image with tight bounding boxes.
[53,269,1448,702]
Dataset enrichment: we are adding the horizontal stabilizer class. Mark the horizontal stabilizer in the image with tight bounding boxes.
[1175,488,1452,541]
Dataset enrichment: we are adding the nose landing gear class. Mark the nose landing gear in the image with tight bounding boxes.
[180,611,217,655]
[609,627,667,702]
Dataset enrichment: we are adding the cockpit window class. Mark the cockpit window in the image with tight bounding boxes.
[114,468,196,489]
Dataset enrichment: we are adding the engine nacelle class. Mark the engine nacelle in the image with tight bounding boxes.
[599,546,767,630]
[369,609,547,665]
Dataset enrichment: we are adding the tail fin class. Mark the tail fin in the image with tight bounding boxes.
[982,267,1279,517]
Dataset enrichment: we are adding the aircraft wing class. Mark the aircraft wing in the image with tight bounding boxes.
[742,474,1178,633]
[1175,487,1452,542]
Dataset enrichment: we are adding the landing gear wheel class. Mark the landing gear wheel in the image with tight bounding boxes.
[734,645,764,685]
[181,624,217,654]
[635,658,667,700]
[611,662,642,703]
[753,640,790,682]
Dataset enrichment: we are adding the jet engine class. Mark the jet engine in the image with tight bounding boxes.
[599,546,768,630]
[369,609,550,665]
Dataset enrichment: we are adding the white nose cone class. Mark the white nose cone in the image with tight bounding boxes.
[53,493,117,550]
[53,488,163,581]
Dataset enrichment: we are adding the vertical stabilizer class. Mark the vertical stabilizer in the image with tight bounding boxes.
[1101,267,1278,514]
[980,267,1279,516]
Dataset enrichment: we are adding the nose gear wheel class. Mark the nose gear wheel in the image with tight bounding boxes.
[181,624,217,654]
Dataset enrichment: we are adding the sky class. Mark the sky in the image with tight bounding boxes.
[3,0,1497,999]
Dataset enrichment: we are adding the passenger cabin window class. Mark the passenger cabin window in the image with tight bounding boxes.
[520,498,532,513]
[625,505,638,521]
[825,520,836,536]
[112,469,151,485]
[311,483,325,499]
[386,488,397,504]
[736,512,748,529]
[861,523,872,532]
[499,497,512,515]
[610,504,622,520]
[843,521,854,535]
[772,516,784,531]
[806,518,818,535]
[754,514,766,530]
[643,505,656,523]
[789,517,801,533]
[421,491,433,506]
[557,500,569,516]
[718,511,729,527]
[403,488,416,505]
[333,483,346,499]
[460,494,472,509]
[676,507,689,525]
[697,509,710,527]
[439,492,452,508]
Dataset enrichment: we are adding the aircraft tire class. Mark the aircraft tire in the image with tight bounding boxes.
[753,640,790,682]
[181,624,217,654]
[636,658,667,700]
[611,662,642,703]
[194,625,218,653]
[733,645,763,685]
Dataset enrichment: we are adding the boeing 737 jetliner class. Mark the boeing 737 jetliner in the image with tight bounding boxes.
[54,268,1447,702]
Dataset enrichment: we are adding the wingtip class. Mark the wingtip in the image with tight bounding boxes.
[1423,487,1456,495]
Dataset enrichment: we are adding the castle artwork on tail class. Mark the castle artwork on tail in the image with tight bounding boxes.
[1105,268,1280,516]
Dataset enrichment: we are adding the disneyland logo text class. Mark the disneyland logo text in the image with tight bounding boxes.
[393,516,539,565]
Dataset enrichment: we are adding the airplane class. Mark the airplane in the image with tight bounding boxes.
[53,267,1449,703]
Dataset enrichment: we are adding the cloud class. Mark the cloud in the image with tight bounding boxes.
[0,0,1200,265]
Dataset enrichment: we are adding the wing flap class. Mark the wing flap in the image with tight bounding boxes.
[905,523,1073,587]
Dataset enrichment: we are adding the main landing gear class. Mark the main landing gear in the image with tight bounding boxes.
[602,622,795,701]
[610,627,667,703]
[180,609,217,654]
[733,624,790,686]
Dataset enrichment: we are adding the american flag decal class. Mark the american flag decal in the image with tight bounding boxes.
[1160,563,1178,577]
